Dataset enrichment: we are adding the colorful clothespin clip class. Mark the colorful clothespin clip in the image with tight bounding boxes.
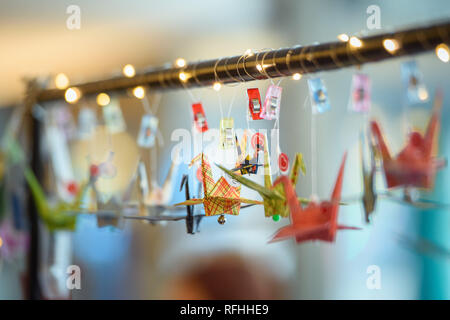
[262,85,282,120]
[247,88,263,120]
[349,73,371,113]
[308,78,331,114]
[191,103,208,132]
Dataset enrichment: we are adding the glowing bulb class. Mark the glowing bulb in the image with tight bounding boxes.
[96,93,110,106]
[245,49,253,56]
[436,43,449,63]
[175,58,186,68]
[179,72,188,82]
[213,82,222,91]
[0,236,3,248]
[55,73,69,89]
[122,64,136,78]
[64,87,81,104]
[292,73,302,81]
[337,34,349,42]
[418,87,429,101]
[256,64,263,72]
[349,36,363,48]
[383,39,399,53]
[133,86,145,99]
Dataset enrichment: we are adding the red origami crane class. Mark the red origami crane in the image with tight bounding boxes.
[270,153,359,243]
[370,90,445,190]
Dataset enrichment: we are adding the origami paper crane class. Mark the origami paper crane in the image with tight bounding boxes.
[217,134,308,219]
[269,153,359,243]
[126,174,204,234]
[24,168,82,231]
[370,90,446,190]
[231,132,262,176]
[0,219,28,261]
[175,153,262,217]
[360,132,377,223]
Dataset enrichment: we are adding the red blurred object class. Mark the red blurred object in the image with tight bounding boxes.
[251,133,265,151]
[278,153,289,174]
[370,90,445,189]
[247,88,263,120]
[270,153,359,244]
[192,103,208,132]
[66,181,78,195]
[89,164,99,178]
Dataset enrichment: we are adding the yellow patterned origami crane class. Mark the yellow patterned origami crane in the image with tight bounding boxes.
[217,135,308,220]
[175,153,262,217]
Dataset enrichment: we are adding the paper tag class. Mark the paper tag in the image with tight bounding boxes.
[78,107,97,139]
[102,99,126,133]
[349,73,371,113]
[53,106,77,140]
[308,78,331,114]
[220,118,235,149]
[192,103,208,133]
[247,88,263,120]
[262,85,282,120]
[137,114,159,148]
[401,60,429,104]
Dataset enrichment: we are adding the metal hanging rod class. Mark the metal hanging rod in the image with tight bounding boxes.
[36,20,450,102]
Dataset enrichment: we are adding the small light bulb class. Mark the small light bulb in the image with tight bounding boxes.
[64,87,81,104]
[96,93,110,106]
[245,49,253,56]
[337,34,349,42]
[418,87,429,101]
[292,73,302,81]
[436,43,449,63]
[349,36,363,48]
[133,86,145,99]
[175,58,186,68]
[383,39,399,53]
[55,73,69,89]
[123,64,136,78]
[213,82,221,91]
[179,72,188,82]
[256,64,263,72]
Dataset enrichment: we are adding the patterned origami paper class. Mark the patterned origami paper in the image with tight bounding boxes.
[247,88,263,120]
[231,132,262,175]
[270,153,359,244]
[137,114,159,148]
[217,135,308,219]
[78,107,98,139]
[102,99,126,134]
[349,73,371,113]
[401,60,429,105]
[262,85,282,120]
[308,77,331,114]
[370,90,445,189]
[192,103,208,133]
[175,153,262,216]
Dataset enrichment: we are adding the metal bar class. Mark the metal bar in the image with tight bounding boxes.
[35,20,450,102]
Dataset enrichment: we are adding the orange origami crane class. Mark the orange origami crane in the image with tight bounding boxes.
[270,153,359,243]
[370,90,445,190]
[175,153,262,217]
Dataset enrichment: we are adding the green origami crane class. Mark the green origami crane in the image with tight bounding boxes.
[24,168,86,231]
[217,135,308,220]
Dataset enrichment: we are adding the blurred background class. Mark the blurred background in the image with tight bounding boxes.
[0,0,449,299]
